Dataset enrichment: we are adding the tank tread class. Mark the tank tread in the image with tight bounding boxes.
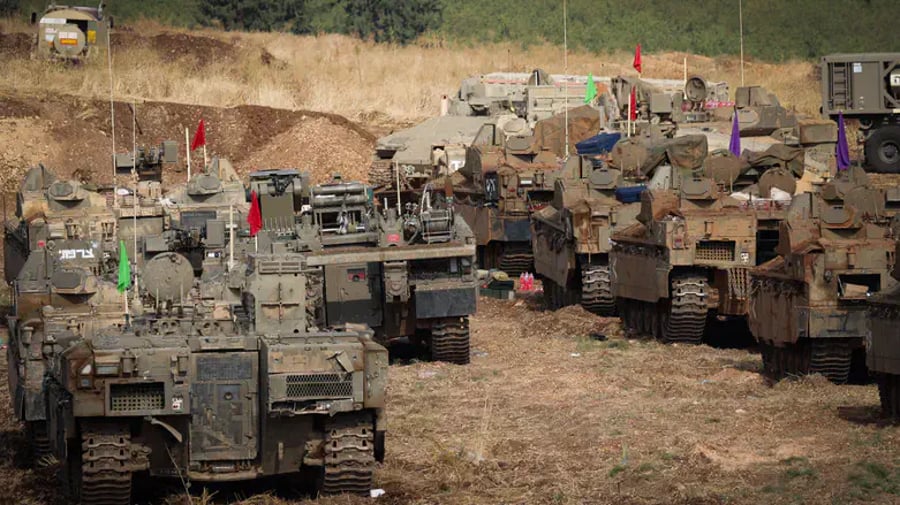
[581,265,615,316]
[809,340,854,385]
[430,317,471,365]
[322,415,375,496]
[79,422,132,505]
[498,249,534,276]
[27,420,54,467]
[661,275,707,345]
[369,160,393,188]
[877,374,900,418]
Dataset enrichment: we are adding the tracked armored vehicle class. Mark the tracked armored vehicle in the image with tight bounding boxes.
[4,166,123,464]
[114,141,178,182]
[869,237,900,417]
[531,133,633,315]
[446,108,613,275]
[249,170,477,364]
[750,168,897,383]
[42,230,387,503]
[610,133,805,344]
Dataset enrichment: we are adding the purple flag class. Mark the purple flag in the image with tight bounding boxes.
[729,109,741,157]
[836,111,851,171]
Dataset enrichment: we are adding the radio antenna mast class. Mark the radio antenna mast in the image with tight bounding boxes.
[563,0,569,159]
[107,27,117,207]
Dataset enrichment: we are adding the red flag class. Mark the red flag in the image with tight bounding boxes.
[247,190,263,237]
[633,44,642,74]
[190,119,206,151]
[629,87,637,120]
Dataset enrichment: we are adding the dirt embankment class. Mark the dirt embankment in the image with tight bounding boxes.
[0,90,375,189]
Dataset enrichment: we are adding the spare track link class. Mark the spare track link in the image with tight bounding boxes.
[877,374,900,418]
[662,275,707,345]
[430,317,471,365]
[27,420,53,467]
[79,422,133,505]
[497,244,533,276]
[581,265,615,316]
[369,160,393,188]
[809,339,854,385]
[760,339,855,384]
[322,414,376,496]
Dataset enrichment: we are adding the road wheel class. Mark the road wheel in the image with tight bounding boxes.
[865,125,900,173]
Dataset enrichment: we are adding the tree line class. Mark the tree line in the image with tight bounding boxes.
[8,0,899,60]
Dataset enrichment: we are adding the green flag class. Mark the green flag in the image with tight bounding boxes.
[117,240,131,293]
[584,73,598,104]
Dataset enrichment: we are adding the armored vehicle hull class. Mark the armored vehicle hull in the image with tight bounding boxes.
[750,171,897,384]
[869,269,900,417]
[249,170,478,364]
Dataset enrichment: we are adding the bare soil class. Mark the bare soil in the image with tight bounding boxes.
[2,296,900,504]
[0,90,374,190]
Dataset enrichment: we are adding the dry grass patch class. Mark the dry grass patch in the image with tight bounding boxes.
[0,19,820,124]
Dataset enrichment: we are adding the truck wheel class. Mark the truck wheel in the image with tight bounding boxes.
[865,125,900,173]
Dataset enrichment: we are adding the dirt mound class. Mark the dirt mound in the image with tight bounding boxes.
[0,91,375,188]
[111,31,238,67]
[242,118,372,183]
[0,31,32,59]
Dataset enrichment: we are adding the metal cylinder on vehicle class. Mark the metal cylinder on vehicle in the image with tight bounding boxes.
[684,76,708,103]
[143,252,194,302]
[51,24,86,58]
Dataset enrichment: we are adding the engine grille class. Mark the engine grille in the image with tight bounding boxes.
[285,373,352,399]
[110,382,165,412]
[695,240,735,262]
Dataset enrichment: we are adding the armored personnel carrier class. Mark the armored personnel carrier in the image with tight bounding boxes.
[869,238,900,417]
[3,166,123,464]
[610,132,805,344]
[446,110,605,275]
[114,141,178,182]
[248,169,477,364]
[41,238,387,503]
[530,129,702,314]
[750,167,897,384]
[31,4,111,60]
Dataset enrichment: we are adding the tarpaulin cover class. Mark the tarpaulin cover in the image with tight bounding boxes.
[576,132,622,156]
[532,105,602,158]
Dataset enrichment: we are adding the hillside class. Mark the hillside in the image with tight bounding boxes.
[0,18,820,125]
[12,0,899,60]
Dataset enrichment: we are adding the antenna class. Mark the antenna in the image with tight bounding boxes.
[106,26,117,207]
[739,0,745,86]
[132,100,138,271]
[563,0,569,159]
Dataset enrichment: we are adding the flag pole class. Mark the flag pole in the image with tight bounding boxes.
[563,0,569,159]
[739,0,745,86]
[185,127,191,181]
[229,204,235,270]
[107,27,117,208]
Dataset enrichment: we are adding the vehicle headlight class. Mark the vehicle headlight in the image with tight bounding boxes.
[79,363,93,376]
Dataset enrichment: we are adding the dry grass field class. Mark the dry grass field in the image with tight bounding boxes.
[0,19,820,124]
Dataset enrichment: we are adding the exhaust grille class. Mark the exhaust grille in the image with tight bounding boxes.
[285,373,352,399]
[695,240,735,262]
[110,382,165,412]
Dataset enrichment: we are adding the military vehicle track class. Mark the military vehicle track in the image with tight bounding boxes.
[75,422,133,505]
[660,275,708,344]
[497,244,533,276]
[322,414,375,496]
[759,339,855,384]
[877,374,900,418]
[27,421,52,466]
[581,266,615,316]
[369,161,393,189]
[430,317,471,364]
